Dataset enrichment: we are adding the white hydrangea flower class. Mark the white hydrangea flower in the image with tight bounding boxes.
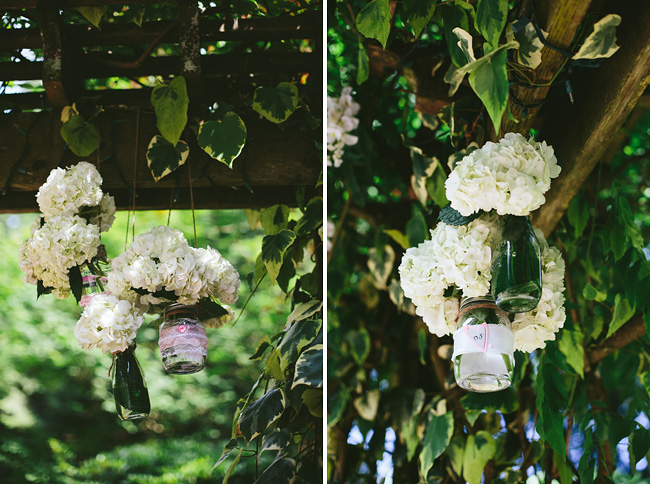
[108,226,240,313]
[88,193,116,232]
[445,133,561,216]
[399,214,500,335]
[36,162,104,218]
[74,294,144,354]
[327,86,360,168]
[18,215,100,299]
[512,228,566,352]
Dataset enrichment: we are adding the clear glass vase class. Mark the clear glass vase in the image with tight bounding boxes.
[112,345,150,420]
[80,244,111,307]
[452,297,515,393]
[491,215,542,313]
[159,304,207,375]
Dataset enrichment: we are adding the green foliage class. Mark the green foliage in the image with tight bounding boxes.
[60,113,99,157]
[252,83,299,124]
[146,135,189,182]
[355,0,391,49]
[197,113,247,169]
[475,0,508,48]
[75,7,107,29]
[151,76,189,146]
[572,14,622,60]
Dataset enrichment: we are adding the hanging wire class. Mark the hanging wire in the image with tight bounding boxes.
[130,108,140,243]
[187,159,197,248]
[167,187,174,226]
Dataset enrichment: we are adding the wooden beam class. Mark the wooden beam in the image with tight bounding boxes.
[0,110,321,211]
[0,12,322,50]
[532,0,650,235]
[178,0,201,102]
[1,0,164,7]
[500,0,593,135]
[0,52,317,81]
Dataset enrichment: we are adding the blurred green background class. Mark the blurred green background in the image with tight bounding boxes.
[0,209,285,483]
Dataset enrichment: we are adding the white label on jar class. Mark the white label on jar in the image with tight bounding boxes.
[452,324,513,359]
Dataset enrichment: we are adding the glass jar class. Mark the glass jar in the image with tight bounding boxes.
[112,345,150,420]
[452,297,515,393]
[80,244,111,307]
[491,215,542,313]
[159,304,207,375]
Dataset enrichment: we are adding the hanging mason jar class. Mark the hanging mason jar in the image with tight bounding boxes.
[452,296,515,393]
[159,304,207,375]
[491,215,542,313]
[112,344,150,420]
[80,244,112,307]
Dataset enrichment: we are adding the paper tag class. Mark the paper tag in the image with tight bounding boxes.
[452,324,513,358]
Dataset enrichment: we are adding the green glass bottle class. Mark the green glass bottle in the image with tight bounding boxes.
[491,215,542,313]
[112,345,150,420]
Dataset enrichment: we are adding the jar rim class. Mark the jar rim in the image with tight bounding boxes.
[164,303,200,316]
[459,296,496,309]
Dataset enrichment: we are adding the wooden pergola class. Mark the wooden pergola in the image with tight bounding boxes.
[0,1,322,212]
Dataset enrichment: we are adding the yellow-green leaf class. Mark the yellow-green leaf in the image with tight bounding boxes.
[252,83,299,124]
[151,76,189,146]
[197,112,247,168]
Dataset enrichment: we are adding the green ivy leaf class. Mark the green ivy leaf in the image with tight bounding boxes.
[287,300,322,324]
[252,457,296,484]
[567,190,590,239]
[356,0,391,49]
[403,0,436,37]
[264,349,284,381]
[68,265,83,304]
[291,345,323,389]
[368,245,395,289]
[606,294,636,338]
[427,165,449,208]
[476,0,508,47]
[75,7,107,29]
[630,427,650,472]
[146,135,189,182]
[447,436,465,476]
[438,203,481,225]
[357,42,370,85]
[254,253,267,284]
[261,229,296,284]
[244,209,261,230]
[37,280,53,299]
[327,388,349,427]
[222,447,243,484]
[130,5,146,27]
[151,76,189,146]
[238,388,286,441]
[468,44,509,134]
[404,389,426,460]
[200,298,229,327]
[462,431,497,484]
[295,197,323,236]
[197,112,247,169]
[578,427,595,484]
[558,328,585,378]
[461,387,519,413]
[420,411,454,479]
[347,328,371,365]
[250,335,272,361]
[261,205,291,235]
[573,14,621,60]
[383,229,409,250]
[417,328,427,365]
[582,283,606,302]
[536,362,568,456]
[353,389,380,421]
[260,428,291,455]
[212,438,239,470]
[514,21,546,69]
[278,319,322,372]
[252,83,299,124]
[406,207,428,247]
[60,114,99,157]
[301,388,323,418]
[440,3,470,67]
[410,148,438,206]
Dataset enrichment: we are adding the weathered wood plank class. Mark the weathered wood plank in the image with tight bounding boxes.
[500,0,593,135]
[0,12,321,50]
[532,0,650,235]
[0,110,321,211]
[1,0,164,7]
[0,52,318,81]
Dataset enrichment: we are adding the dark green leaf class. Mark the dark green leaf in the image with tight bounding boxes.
[37,280,52,299]
[252,457,296,484]
[60,115,99,157]
[291,345,323,389]
[347,328,371,365]
[295,197,323,236]
[222,447,243,484]
[578,427,595,484]
[567,190,589,239]
[406,207,428,247]
[151,76,189,145]
[582,283,606,302]
[278,319,322,372]
[356,0,391,49]
[440,3,470,67]
[197,113,247,168]
[261,230,296,284]
[287,300,322,324]
[462,430,496,484]
[212,438,239,470]
[438,203,481,225]
[536,362,567,456]
[252,83,299,123]
[301,388,323,417]
[276,255,296,293]
[606,294,635,338]
[476,0,508,47]
[260,428,291,455]
[357,42,370,85]
[420,411,454,478]
[468,45,509,134]
[261,205,291,236]
[327,388,349,427]
[75,7,106,29]
[250,335,272,361]
[145,135,189,182]
[630,427,650,472]
[558,328,585,378]
[238,388,286,441]
[403,0,436,37]
[417,327,427,365]
[68,265,83,304]
[426,165,449,208]
[461,387,519,413]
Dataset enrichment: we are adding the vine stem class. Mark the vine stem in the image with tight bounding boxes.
[327,190,353,265]
[232,273,266,326]
[187,159,197,248]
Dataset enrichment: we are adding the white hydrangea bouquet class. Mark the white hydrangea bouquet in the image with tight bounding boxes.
[399,133,566,352]
[74,226,240,354]
[327,86,360,168]
[18,162,116,300]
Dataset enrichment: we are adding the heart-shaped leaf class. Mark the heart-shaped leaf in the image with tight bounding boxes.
[146,135,189,182]
[197,112,247,168]
[60,114,99,157]
[238,388,286,441]
[252,83,299,124]
[151,76,189,145]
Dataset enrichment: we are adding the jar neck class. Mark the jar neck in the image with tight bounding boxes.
[164,304,200,320]
[458,297,507,320]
